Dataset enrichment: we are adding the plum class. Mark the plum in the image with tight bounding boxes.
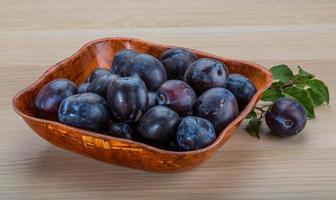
[226,74,257,111]
[159,48,198,80]
[194,88,239,132]
[35,78,78,121]
[86,68,110,82]
[148,91,157,109]
[265,98,307,137]
[87,73,119,98]
[58,93,110,131]
[184,58,229,95]
[156,80,196,116]
[176,116,216,151]
[111,49,138,76]
[124,53,167,91]
[78,83,90,94]
[104,120,133,139]
[106,76,148,122]
[137,106,180,143]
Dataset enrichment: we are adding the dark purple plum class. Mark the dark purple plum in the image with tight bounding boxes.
[184,58,229,95]
[194,88,239,132]
[87,73,119,98]
[111,49,138,76]
[156,80,196,116]
[86,68,110,82]
[58,93,110,131]
[265,98,307,137]
[137,106,180,143]
[148,92,157,109]
[176,116,216,151]
[124,53,167,91]
[226,74,257,111]
[104,120,133,140]
[159,48,198,80]
[78,83,90,94]
[106,76,148,122]
[35,79,78,121]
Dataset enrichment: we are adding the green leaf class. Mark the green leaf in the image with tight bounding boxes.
[261,88,284,102]
[246,118,261,139]
[246,110,257,119]
[296,82,306,89]
[284,86,315,119]
[296,66,314,81]
[306,79,329,104]
[270,64,295,82]
[307,88,324,106]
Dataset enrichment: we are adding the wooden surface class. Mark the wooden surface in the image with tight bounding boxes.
[1,0,335,199]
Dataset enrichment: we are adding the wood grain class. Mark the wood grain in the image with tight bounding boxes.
[1,0,336,199]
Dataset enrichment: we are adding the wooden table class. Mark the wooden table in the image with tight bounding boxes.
[1,0,335,199]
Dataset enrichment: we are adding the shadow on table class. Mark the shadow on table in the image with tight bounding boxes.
[29,144,257,195]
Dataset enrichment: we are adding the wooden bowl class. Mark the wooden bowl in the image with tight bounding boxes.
[12,37,272,173]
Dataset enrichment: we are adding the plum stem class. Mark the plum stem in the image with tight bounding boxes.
[255,105,269,113]
[255,102,273,122]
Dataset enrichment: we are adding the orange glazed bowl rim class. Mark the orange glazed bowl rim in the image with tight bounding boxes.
[12,37,273,156]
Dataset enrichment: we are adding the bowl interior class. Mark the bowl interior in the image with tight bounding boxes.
[13,37,272,153]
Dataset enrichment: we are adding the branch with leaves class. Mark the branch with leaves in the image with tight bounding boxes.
[245,65,330,138]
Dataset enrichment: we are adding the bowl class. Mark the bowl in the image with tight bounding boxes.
[12,37,272,173]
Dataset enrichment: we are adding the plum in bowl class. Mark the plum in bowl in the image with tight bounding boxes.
[12,37,272,173]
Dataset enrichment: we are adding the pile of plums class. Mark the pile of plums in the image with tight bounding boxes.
[35,48,258,151]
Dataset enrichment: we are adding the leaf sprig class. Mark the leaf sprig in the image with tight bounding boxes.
[246,65,329,138]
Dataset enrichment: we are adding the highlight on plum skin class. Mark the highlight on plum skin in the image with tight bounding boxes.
[111,49,138,76]
[266,98,307,137]
[184,58,229,95]
[106,76,148,123]
[160,48,198,80]
[124,53,167,91]
[35,78,78,121]
[33,47,270,152]
[156,80,196,116]
[136,105,180,143]
[86,68,110,83]
[177,116,216,151]
[78,83,90,94]
[194,87,239,132]
[87,73,119,98]
[226,74,257,111]
[58,93,110,131]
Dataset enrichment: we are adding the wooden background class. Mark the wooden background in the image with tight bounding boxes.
[1,0,335,199]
